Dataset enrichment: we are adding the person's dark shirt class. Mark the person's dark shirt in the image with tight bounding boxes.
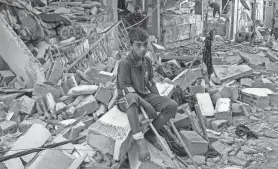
[209,2,220,10]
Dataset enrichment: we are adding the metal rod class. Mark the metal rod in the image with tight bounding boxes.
[169,119,199,169]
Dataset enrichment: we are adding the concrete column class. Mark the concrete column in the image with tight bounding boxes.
[232,0,239,40]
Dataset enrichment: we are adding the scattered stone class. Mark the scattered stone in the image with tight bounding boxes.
[263,129,278,138]
[0,70,15,86]
[172,113,190,129]
[19,95,36,115]
[239,52,270,65]
[172,68,203,90]
[225,55,243,65]
[214,65,253,83]
[211,140,233,156]
[241,88,274,109]
[266,62,278,74]
[67,85,99,96]
[228,156,248,166]
[75,95,99,117]
[249,116,259,122]
[240,78,253,87]
[232,103,243,114]
[94,86,112,106]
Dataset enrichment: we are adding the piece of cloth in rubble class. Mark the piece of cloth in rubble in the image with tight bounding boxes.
[203,30,214,77]
[235,124,259,139]
[159,126,188,157]
[155,61,180,80]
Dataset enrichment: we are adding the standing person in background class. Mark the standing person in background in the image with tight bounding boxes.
[209,1,221,18]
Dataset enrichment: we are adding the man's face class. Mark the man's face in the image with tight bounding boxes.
[132,39,149,58]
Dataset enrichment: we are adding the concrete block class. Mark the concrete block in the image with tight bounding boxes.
[0,70,15,86]
[211,120,228,131]
[215,98,232,124]
[128,139,176,169]
[214,65,253,83]
[85,67,114,85]
[60,75,78,95]
[219,85,239,101]
[0,121,17,136]
[240,78,253,87]
[172,113,190,129]
[74,95,99,117]
[8,99,21,121]
[196,93,215,117]
[239,52,270,65]
[25,150,74,169]
[241,88,274,109]
[95,103,107,117]
[19,96,36,115]
[180,130,208,156]
[67,85,98,96]
[0,93,22,106]
[211,140,232,156]
[81,117,96,128]
[94,86,112,106]
[269,93,278,106]
[4,124,51,169]
[64,122,85,140]
[172,68,203,91]
[87,106,133,160]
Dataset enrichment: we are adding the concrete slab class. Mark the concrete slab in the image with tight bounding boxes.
[196,93,215,117]
[214,65,253,83]
[74,95,99,117]
[94,86,112,106]
[239,52,270,65]
[25,150,74,169]
[87,106,132,160]
[241,88,274,108]
[225,55,243,65]
[4,124,51,168]
[0,15,45,87]
[19,95,36,115]
[266,62,278,74]
[266,51,278,62]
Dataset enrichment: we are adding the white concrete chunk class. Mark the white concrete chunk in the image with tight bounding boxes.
[214,65,253,83]
[196,93,215,116]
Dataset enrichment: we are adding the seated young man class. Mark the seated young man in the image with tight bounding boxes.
[116,28,177,161]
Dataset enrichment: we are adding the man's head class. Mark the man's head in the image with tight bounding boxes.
[128,28,149,59]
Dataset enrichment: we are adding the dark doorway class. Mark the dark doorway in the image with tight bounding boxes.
[118,0,126,10]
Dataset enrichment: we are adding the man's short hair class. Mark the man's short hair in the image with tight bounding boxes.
[128,28,149,45]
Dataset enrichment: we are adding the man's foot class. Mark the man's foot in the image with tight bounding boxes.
[136,139,151,161]
[145,130,163,151]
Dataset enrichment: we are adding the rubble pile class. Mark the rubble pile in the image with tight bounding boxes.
[0,1,278,169]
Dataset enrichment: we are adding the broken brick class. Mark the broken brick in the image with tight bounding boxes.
[215,98,232,124]
[180,130,208,156]
[94,86,112,106]
[19,96,36,115]
[0,120,17,136]
[75,95,99,117]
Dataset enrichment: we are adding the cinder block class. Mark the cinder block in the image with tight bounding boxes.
[128,139,176,169]
[215,98,232,124]
[75,95,99,117]
[0,70,15,86]
[94,86,112,106]
[180,130,208,156]
[196,93,215,117]
[87,106,133,160]
[19,96,36,115]
[0,121,17,136]
[4,124,51,169]
[241,88,274,109]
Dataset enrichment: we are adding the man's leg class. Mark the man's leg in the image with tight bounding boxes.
[118,93,151,161]
[142,94,178,150]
